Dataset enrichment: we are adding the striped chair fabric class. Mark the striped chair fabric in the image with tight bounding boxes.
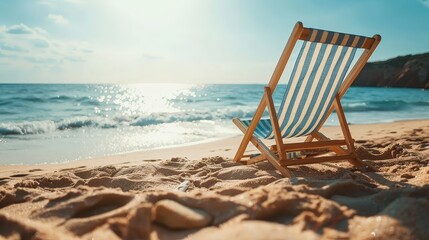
[240,31,362,139]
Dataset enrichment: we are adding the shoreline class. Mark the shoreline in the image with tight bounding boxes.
[1,118,428,178]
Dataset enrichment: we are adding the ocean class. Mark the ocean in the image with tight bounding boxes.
[1,84,428,164]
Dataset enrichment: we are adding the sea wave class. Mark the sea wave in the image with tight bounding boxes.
[0,100,13,106]
[0,118,119,135]
[14,96,47,103]
[0,94,101,107]
[130,113,211,126]
[0,120,56,135]
[0,107,253,135]
[342,100,427,112]
[57,118,118,130]
[1,97,427,136]
[49,95,74,101]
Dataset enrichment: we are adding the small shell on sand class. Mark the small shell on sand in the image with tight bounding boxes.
[176,180,190,192]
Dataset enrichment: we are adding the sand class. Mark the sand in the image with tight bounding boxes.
[0,119,428,240]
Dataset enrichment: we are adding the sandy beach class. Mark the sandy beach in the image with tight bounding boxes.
[2,1,429,239]
[0,119,428,239]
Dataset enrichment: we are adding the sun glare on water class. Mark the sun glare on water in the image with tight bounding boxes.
[93,83,199,117]
[89,83,208,147]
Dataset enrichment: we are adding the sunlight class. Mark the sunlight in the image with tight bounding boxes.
[96,84,198,116]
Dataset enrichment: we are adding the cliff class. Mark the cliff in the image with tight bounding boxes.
[353,52,429,89]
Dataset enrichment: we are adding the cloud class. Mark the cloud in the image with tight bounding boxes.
[81,48,93,53]
[24,56,61,64]
[142,53,163,60]
[5,24,34,34]
[0,51,9,58]
[0,23,91,69]
[48,14,69,25]
[64,0,83,4]
[420,0,429,7]
[38,0,83,7]
[37,0,55,7]
[0,43,26,52]
[65,56,84,62]
[1,24,51,49]
[31,38,50,48]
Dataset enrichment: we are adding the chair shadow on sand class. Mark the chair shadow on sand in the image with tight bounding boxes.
[252,141,429,239]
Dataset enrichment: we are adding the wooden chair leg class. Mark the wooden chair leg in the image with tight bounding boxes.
[247,154,268,164]
[333,95,367,168]
[233,119,293,178]
[233,22,304,163]
[305,134,315,142]
[265,87,286,161]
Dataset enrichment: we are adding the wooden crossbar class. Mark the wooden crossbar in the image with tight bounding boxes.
[264,87,286,160]
[232,118,293,177]
[246,154,267,165]
[278,140,347,152]
[280,154,355,166]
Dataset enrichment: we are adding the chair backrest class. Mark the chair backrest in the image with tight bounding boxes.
[269,27,379,139]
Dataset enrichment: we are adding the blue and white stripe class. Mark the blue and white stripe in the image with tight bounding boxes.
[239,37,358,139]
[304,28,368,48]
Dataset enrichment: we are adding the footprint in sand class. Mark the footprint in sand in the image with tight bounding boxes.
[144,159,162,162]
[400,173,415,179]
[0,177,11,184]
[29,168,43,172]
[410,166,420,171]
[9,173,29,178]
[60,166,86,172]
[211,148,231,152]
[419,142,429,149]
[71,194,133,219]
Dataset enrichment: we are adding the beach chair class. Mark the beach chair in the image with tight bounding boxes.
[233,22,381,178]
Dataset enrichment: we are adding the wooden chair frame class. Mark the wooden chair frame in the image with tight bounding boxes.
[233,22,381,178]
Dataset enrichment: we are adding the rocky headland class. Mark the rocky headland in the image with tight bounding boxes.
[354,52,429,89]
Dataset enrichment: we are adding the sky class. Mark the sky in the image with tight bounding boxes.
[0,0,428,84]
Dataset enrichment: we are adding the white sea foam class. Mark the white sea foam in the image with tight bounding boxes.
[0,120,56,135]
